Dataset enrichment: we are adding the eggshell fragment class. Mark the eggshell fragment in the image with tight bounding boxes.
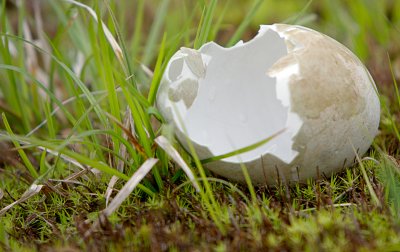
[156,24,380,184]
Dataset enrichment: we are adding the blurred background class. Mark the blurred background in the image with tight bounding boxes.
[4,0,400,84]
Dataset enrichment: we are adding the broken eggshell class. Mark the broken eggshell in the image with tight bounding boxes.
[156,24,380,184]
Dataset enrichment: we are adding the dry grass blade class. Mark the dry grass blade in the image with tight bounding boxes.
[26,89,113,137]
[85,158,158,238]
[72,52,85,76]
[22,19,50,101]
[51,168,93,190]
[383,155,400,178]
[49,179,88,188]
[141,64,154,78]
[33,0,51,70]
[34,141,99,176]
[63,168,90,181]
[105,176,119,207]
[155,136,200,192]
[352,145,382,208]
[1,36,17,57]
[0,133,103,181]
[38,147,87,171]
[128,107,136,134]
[299,203,357,213]
[0,188,4,201]
[361,157,381,165]
[22,20,38,75]
[63,0,124,64]
[105,107,131,207]
[26,141,99,181]
[102,158,158,217]
[106,112,147,158]
[116,108,131,173]
[0,184,43,216]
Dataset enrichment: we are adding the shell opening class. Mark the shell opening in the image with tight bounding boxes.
[160,25,303,164]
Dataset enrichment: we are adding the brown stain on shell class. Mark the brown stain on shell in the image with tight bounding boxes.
[270,24,367,120]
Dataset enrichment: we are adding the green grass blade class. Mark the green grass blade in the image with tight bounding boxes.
[1,33,108,126]
[353,145,381,208]
[171,104,226,234]
[194,0,218,49]
[0,22,30,132]
[388,54,400,112]
[2,113,38,178]
[379,156,400,218]
[130,0,145,64]
[0,129,127,181]
[201,129,285,164]
[48,0,91,56]
[120,85,152,156]
[240,163,258,205]
[284,0,314,24]
[148,33,167,105]
[43,99,56,139]
[39,149,48,176]
[227,0,264,47]
[210,0,231,41]
[0,63,77,128]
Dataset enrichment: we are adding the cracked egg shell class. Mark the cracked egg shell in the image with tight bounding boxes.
[156,24,380,184]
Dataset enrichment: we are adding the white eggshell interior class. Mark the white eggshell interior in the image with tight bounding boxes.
[161,27,302,164]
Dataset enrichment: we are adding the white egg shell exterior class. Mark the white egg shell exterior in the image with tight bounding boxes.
[156,24,380,184]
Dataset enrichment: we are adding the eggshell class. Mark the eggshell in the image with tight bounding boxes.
[156,24,380,184]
